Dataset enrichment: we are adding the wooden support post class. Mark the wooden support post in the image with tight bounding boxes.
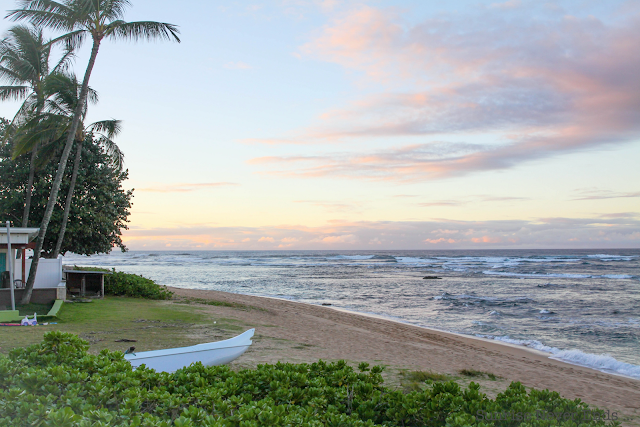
[81,275,85,297]
[21,249,25,284]
[100,274,104,298]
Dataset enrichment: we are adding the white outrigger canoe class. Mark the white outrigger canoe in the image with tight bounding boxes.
[125,329,254,373]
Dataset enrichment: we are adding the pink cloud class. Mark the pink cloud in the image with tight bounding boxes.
[121,214,640,250]
[137,182,239,192]
[248,4,640,181]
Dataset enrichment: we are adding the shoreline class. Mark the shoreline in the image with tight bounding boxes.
[188,290,640,380]
[168,287,640,418]
[258,294,556,358]
[325,305,640,381]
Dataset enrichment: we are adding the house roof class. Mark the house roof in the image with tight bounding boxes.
[0,227,39,245]
[63,269,112,275]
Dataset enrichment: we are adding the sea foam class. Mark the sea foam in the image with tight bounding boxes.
[479,335,640,379]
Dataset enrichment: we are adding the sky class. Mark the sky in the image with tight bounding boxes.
[1,0,639,250]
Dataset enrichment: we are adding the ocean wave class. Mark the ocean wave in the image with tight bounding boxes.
[478,335,640,379]
[587,254,636,261]
[370,255,397,262]
[483,271,634,279]
[326,255,374,260]
[483,271,592,278]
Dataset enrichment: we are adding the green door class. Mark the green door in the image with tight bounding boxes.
[0,252,5,272]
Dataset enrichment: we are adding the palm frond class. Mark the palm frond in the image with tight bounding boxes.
[0,65,24,85]
[6,1,75,32]
[33,135,64,167]
[107,21,181,42]
[11,114,67,158]
[9,99,34,129]
[88,119,121,138]
[48,29,86,53]
[102,0,132,21]
[44,98,72,116]
[0,85,29,101]
[51,44,76,73]
[43,71,97,115]
[86,86,99,104]
[95,134,124,171]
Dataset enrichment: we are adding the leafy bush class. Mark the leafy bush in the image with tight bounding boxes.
[104,271,173,300]
[0,332,619,427]
[68,266,172,300]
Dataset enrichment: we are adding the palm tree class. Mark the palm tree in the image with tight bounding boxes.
[0,24,73,227]
[7,0,180,304]
[13,72,123,259]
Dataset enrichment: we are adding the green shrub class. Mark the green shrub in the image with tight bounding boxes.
[0,332,620,427]
[67,266,172,300]
[104,270,173,300]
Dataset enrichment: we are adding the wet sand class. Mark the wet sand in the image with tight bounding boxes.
[170,287,640,421]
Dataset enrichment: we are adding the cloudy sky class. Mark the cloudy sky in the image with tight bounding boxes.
[1,0,639,250]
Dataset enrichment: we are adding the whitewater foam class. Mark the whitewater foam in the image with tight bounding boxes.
[478,335,640,379]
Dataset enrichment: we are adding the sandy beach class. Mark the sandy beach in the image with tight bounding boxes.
[170,287,640,421]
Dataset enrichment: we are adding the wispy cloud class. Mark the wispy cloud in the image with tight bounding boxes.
[247,4,640,182]
[294,199,362,212]
[489,0,522,10]
[136,182,239,193]
[418,195,528,207]
[418,200,463,207]
[572,188,640,200]
[224,61,252,70]
[122,215,640,250]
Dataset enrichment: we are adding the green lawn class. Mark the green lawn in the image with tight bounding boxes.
[16,302,54,316]
[0,296,248,355]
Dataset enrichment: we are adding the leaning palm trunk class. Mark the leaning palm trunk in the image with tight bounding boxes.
[21,142,39,227]
[21,102,45,228]
[52,139,82,258]
[21,41,100,304]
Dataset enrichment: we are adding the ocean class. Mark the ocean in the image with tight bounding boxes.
[64,249,640,379]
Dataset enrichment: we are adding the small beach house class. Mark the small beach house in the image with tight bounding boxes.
[0,226,66,317]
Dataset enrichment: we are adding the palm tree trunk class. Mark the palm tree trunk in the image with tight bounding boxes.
[21,142,39,227]
[21,40,101,304]
[52,140,82,259]
[21,102,44,228]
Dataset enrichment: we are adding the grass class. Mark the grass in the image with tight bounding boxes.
[17,302,53,316]
[175,297,247,309]
[400,370,450,392]
[459,368,500,380]
[173,296,270,312]
[0,296,249,355]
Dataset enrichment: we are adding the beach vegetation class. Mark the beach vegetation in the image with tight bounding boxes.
[64,266,173,300]
[0,24,74,228]
[104,271,174,300]
[4,0,180,304]
[400,369,450,392]
[459,368,501,380]
[0,132,132,256]
[0,332,618,426]
[0,296,232,355]
[176,297,246,309]
[10,71,124,259]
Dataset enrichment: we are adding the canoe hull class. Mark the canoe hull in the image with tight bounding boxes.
[125,329,254,373]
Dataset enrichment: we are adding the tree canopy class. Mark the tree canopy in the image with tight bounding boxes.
[0,119,132,256]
